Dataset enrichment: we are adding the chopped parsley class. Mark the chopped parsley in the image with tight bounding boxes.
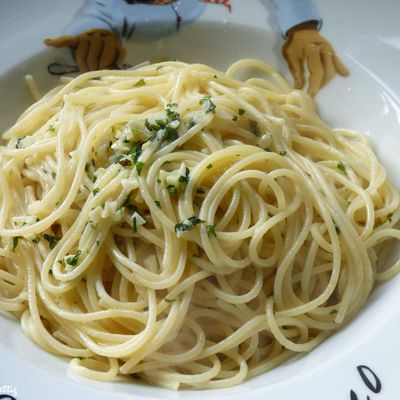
[129,143,143,163]
[175,216,204,233]
[167,185,178,197]
[92,188,100,196]
[278,150,287,156]
[32,236,40,244]
[166,103,179,120]
[136,161,144,175]
[121,194,138,212]
[145,104,180,144]
[199,95,216,113]
[232,115,238,122]
[206,225,217,237]
[155,200,161,208]
[132,215,138,234]
[66,250,81,267]
[134,78,146,87]
[388,213,394,223]
[337,161,347,175]
[96,239,101,247]
[238,108,245,116]
[333,219,341,235]
[249,120,260,136]
[88,219,97,229]
[206,164,213,169]
[12,237,20,251]
[187,118,197,129]
[48,125,56,133]
[16,137,25,149]
[178,167,190,187]
[165,298,176,304]
[44,234,62,249]
[330,309,338,315]
[51,171,57,179]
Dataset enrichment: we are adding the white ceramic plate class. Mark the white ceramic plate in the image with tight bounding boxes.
[1,0,400,399]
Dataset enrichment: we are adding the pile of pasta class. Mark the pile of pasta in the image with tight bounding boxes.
[0,60,399,389]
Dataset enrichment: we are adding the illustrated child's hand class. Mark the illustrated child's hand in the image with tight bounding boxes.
[282,23,349,97]
[44,29,126,72]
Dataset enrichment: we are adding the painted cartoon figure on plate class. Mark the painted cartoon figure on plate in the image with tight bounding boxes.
[45,0,348,96]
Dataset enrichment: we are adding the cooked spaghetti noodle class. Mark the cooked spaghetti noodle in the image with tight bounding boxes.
[0,60,399,389]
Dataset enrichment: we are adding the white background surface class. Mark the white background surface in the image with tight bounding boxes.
[1,0,400,399]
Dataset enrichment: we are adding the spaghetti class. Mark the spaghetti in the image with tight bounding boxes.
[0,59,399,389]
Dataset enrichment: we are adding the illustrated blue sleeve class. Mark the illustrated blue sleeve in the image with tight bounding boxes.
[271,0,322,39]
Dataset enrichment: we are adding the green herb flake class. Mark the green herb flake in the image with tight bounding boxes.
[165,298,176,304]
[88,219,97,229]
[92,188,100,196]
[232,115,238,122]
[206,225,217,237]
[130,143,143,163]
[278,150,287,156]
[187,118,197,129]
[12,237,20,251]
[134,78,146,87]
[167,185,178,197]
[179,167,190,187]
[32,236,40,244]
[330,309,338,315]
[199,95,216,113]
[132,216,138,234]
[121,194,138,213]
[206,164,213,169]
[16,137,25,149]
[48,124,56,133]
[136,161,144,176]
[49,269,53,275]
[238,108,245,116]
[155,200,161,208]
[51,171,57,179]
[337,161,347,175]
[388,212,394,223]
[332,219,341,235]
[96,239,101,247]
[66,250,82,267]
[175,216,205,233]
[44,234,62,250]
[249,120,260,136]
[130,373,141,380]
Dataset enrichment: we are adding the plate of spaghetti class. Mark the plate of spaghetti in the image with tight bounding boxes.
[1,1,400,399]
